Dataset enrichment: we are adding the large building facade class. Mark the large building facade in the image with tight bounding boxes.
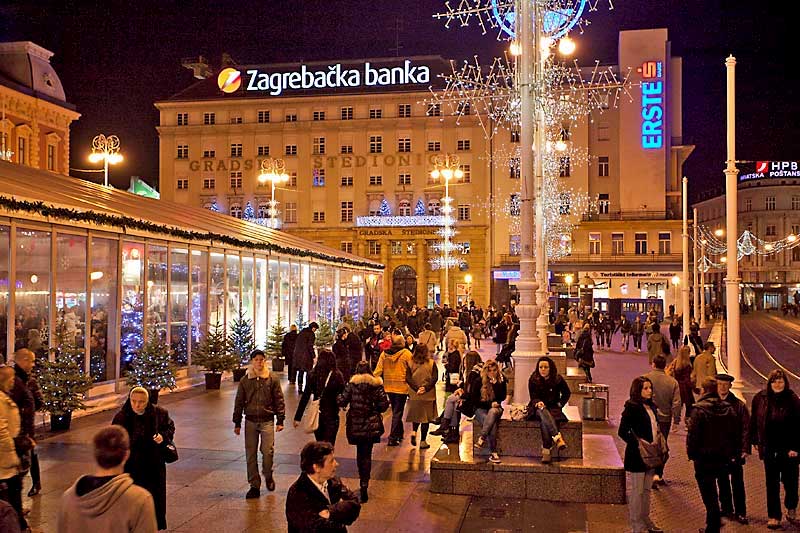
[157,28,693,313]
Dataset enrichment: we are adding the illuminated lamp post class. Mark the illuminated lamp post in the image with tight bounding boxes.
[464,273,473,304]
[700,238,708,328]
[88,134,123,187]
[671,275,680,316]
[565,273,574,299]
[682,176,690,339]
[257,158,290,229]
[430,154,463,307]
[693,207,700,328]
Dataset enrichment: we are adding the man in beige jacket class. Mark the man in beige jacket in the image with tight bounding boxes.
[692,342,718,398]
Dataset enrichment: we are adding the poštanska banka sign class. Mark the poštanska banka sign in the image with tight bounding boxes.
[222,60,432,96]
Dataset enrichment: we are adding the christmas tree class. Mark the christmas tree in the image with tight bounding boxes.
[314,318,335,348]
[37,320,93,416]
[228,306,257,366]
[243,201,256,220]
[415,198,426,216]
[193,320,239,374]
[379,198,391,216]
[295,309,306,329]
[120,295,144,374]
[125,327,178,391]
[265,315,287,360]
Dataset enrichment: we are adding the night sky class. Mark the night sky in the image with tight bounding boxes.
[0,1,794,200]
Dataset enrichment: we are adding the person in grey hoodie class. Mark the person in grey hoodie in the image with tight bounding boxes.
[58,425,156,533]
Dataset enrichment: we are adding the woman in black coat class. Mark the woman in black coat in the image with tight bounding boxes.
[574,323,595,382]
[618,376,661,533]
[333,329,352,383]
[526,356,571,462]
[112,387,175,531]
[337,361,390,502]
[294,350,345,445]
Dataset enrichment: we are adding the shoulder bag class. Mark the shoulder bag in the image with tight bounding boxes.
[302,371,331,434]
[156,414,179,464]
[637,429,668,470]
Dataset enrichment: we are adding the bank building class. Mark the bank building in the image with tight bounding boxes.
[157,28,693,314]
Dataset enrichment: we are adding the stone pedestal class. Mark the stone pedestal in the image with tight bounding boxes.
[473,405,583,458]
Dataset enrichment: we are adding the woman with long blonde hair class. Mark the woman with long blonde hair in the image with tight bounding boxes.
[461,359,506,464]
[671,345,695,419]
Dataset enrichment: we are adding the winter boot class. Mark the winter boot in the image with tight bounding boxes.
[443,427,461,444]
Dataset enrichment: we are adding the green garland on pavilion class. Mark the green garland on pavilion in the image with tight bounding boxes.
[0,196,382,270]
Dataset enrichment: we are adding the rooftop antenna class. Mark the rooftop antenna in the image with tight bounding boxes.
[181,56,211,79]
[388,17,403,57]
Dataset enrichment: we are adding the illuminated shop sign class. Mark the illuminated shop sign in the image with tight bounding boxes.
[740,161,800,181]
[638,60,664,149]
[218,60,431,96]
[493,271,520,280]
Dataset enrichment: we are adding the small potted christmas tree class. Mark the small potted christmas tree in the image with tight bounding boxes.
[37,321,93,431]
[229,306,257,382]
[192,320,239,390]
[265,316,287,372]
[314,318,335,349]
[125,327,178,404]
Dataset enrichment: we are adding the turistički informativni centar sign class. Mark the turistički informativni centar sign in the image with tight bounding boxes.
[217,60,432,96]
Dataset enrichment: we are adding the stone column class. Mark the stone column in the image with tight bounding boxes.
[416,239,427,307]
[30,119,40,168]
[381,241,391,305]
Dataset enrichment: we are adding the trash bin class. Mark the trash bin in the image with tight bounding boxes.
[582,396,607,421]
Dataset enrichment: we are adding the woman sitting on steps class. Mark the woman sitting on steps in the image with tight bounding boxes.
[526,356,570,463]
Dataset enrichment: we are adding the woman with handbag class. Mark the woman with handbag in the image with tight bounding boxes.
[618,376,665,533]
[293,350,345,445]
[112,386,176,531]
[337,360,390,503]
[405,345,438,449]
[575,323,595,383]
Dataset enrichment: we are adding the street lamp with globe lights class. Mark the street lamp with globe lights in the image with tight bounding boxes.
[88,134,123,187]
[714,228,724,238]
[565,274,574,298]
[430,154,464,307]
[257,158,290,229]
[671,275,680,315]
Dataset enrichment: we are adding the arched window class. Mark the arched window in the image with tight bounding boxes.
[428,199,441,215]
[230,204,243,219]
[258,203,270,218]
[399,200,411,216]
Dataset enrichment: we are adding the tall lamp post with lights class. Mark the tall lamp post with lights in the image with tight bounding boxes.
[88,134,123,187]
[257,158,289,229]
[430,154,463,307]
[700,238,708,327]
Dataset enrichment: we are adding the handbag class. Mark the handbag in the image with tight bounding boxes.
[156,418,179,464]
[302,372,331,434]
[637,429,669,469]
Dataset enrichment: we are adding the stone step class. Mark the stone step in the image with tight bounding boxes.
[565,366,587,394]
[429,434,625,503]
[473,405,583,458]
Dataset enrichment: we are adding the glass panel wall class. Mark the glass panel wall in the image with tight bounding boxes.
[280,260,291,326]
[309,264,319,323]
[170,248,189,366]
[190,249,208,361]
[90,238,117,382]
[300,262,310,326]
[255,257,267,347]
[268,258,279,329]
[120,241,145,374]
[56,234,87,368]
[210,252,225,329]
[146,245,168,343]
[226,254,240,332]
[242,255,254,324]
[290,262,302,327]
[15,229,51,357]
[0,227,9,361]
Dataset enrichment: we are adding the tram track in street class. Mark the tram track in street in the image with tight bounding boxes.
[740,314,800,386]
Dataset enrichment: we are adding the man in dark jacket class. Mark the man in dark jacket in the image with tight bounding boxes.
[687,377,740,533]
[363,323,383,371]
[286,441,361,532]
[13,348,43,496]
[282,324,299,385]
[715,373,751,525]
[9,349,35,523]
[233,351,286,498]
[293,322,319,392]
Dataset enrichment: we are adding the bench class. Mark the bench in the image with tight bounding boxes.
[473,405,583,459]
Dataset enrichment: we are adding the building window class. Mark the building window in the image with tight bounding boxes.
[611,233,624,255]
[558,192,571,214]
[559,157,571,177]
[340,144,353,154]
[457,139,471,151]
[285,144,297,156]
[598,193,610,214]
[510,129,520,143]
[459,164,471,183]
[589,233,601,255]
[257,110,270,123]
[46,144,56,171]
[744,198,752,212]
[398,200,411,216]
[398,173,411,186]
[313,169,326,187]
[510,159,520,179]
[635,232,648,255]
[426,103,441,117]
[340,241,353,253]
[230,114,243,124]
[177,112,188,126]
[427,141,441,152]
[257,145,270,156]
[390,241,403,255]
[176,179,189,190]
[230,143,243,157]
[793,197,800,210]
[766,196,776,210]
[597,122,610,141]
[341,201,353,222]
[203,149,216,158]
[369,136,383,153]
[341,175,353,187]
[367,241,381,255]
[659,232,672,255]
[406,242,417,254]
[598,156,609,177]
[203,112,215,125]
[398,137,411,152]
[284,202,297,223]
[288,172,298,187]
[369,175,383,186]
[509,194,520,216]
[285,113,297,122]
[398,104,412,118]
[230,205,243,218]
[428,199,441,215]
[176,144,189,159]
[312,137,326,155]
[202,178,215,189]
[257,203,269,218]
[229,171,243,189]
[369,106,382,119]
[458,205,471,221]
[312,110,326,121]
[341,107,354,120]
[766,224,777,236]
[312,211,326,223]
[459,102,471,115]
[793,247,800,262]
[509,235,521,255]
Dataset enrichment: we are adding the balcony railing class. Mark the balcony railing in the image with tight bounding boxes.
[499,252,681,264]
[581,210,677,222]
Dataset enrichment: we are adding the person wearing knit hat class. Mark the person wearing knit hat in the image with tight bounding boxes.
[715,372,751,525]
